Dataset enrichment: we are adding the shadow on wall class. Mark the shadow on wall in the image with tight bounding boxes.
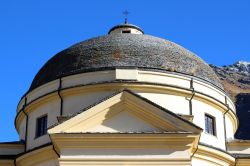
[235,93,250,140]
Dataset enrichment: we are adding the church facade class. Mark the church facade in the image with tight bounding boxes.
[0,23,250,166]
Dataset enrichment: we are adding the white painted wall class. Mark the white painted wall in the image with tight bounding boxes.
[26,98,60,150]
[19,118,26,140]
[139,92,233,150]
[138,70,191,89]
[193,79,226,106]
[17,69,235,113]
[15,69,236,151]
[225,115,234,140]
[86,110,160,132]
[62,70,115,89]
[27,79,59,104]
[116,68,138,80]
[63,91,114,115]
[138,92,190,115]
[192,99,226,150]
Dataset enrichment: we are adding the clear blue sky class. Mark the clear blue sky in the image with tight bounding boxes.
[0,0,249,141]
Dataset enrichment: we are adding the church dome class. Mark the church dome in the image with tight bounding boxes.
[30,23,223,91]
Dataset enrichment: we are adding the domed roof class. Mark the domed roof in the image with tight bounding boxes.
[30,24,223,91]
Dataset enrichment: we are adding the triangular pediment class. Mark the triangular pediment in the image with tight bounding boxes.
[86,109,161,133]
[48,90,202,134]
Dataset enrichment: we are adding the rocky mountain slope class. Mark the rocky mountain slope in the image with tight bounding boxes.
[211,61,250,139]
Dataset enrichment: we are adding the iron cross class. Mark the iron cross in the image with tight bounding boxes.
[123,10,130,24]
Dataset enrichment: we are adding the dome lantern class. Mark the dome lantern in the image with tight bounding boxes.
[108,10,144,35]
[108,23,144,35]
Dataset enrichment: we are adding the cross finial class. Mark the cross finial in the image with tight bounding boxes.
[123,10,130,24]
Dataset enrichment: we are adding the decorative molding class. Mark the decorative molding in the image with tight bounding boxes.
[193,144,235,166]
[16,145,58,166]
[15,82,238,133]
